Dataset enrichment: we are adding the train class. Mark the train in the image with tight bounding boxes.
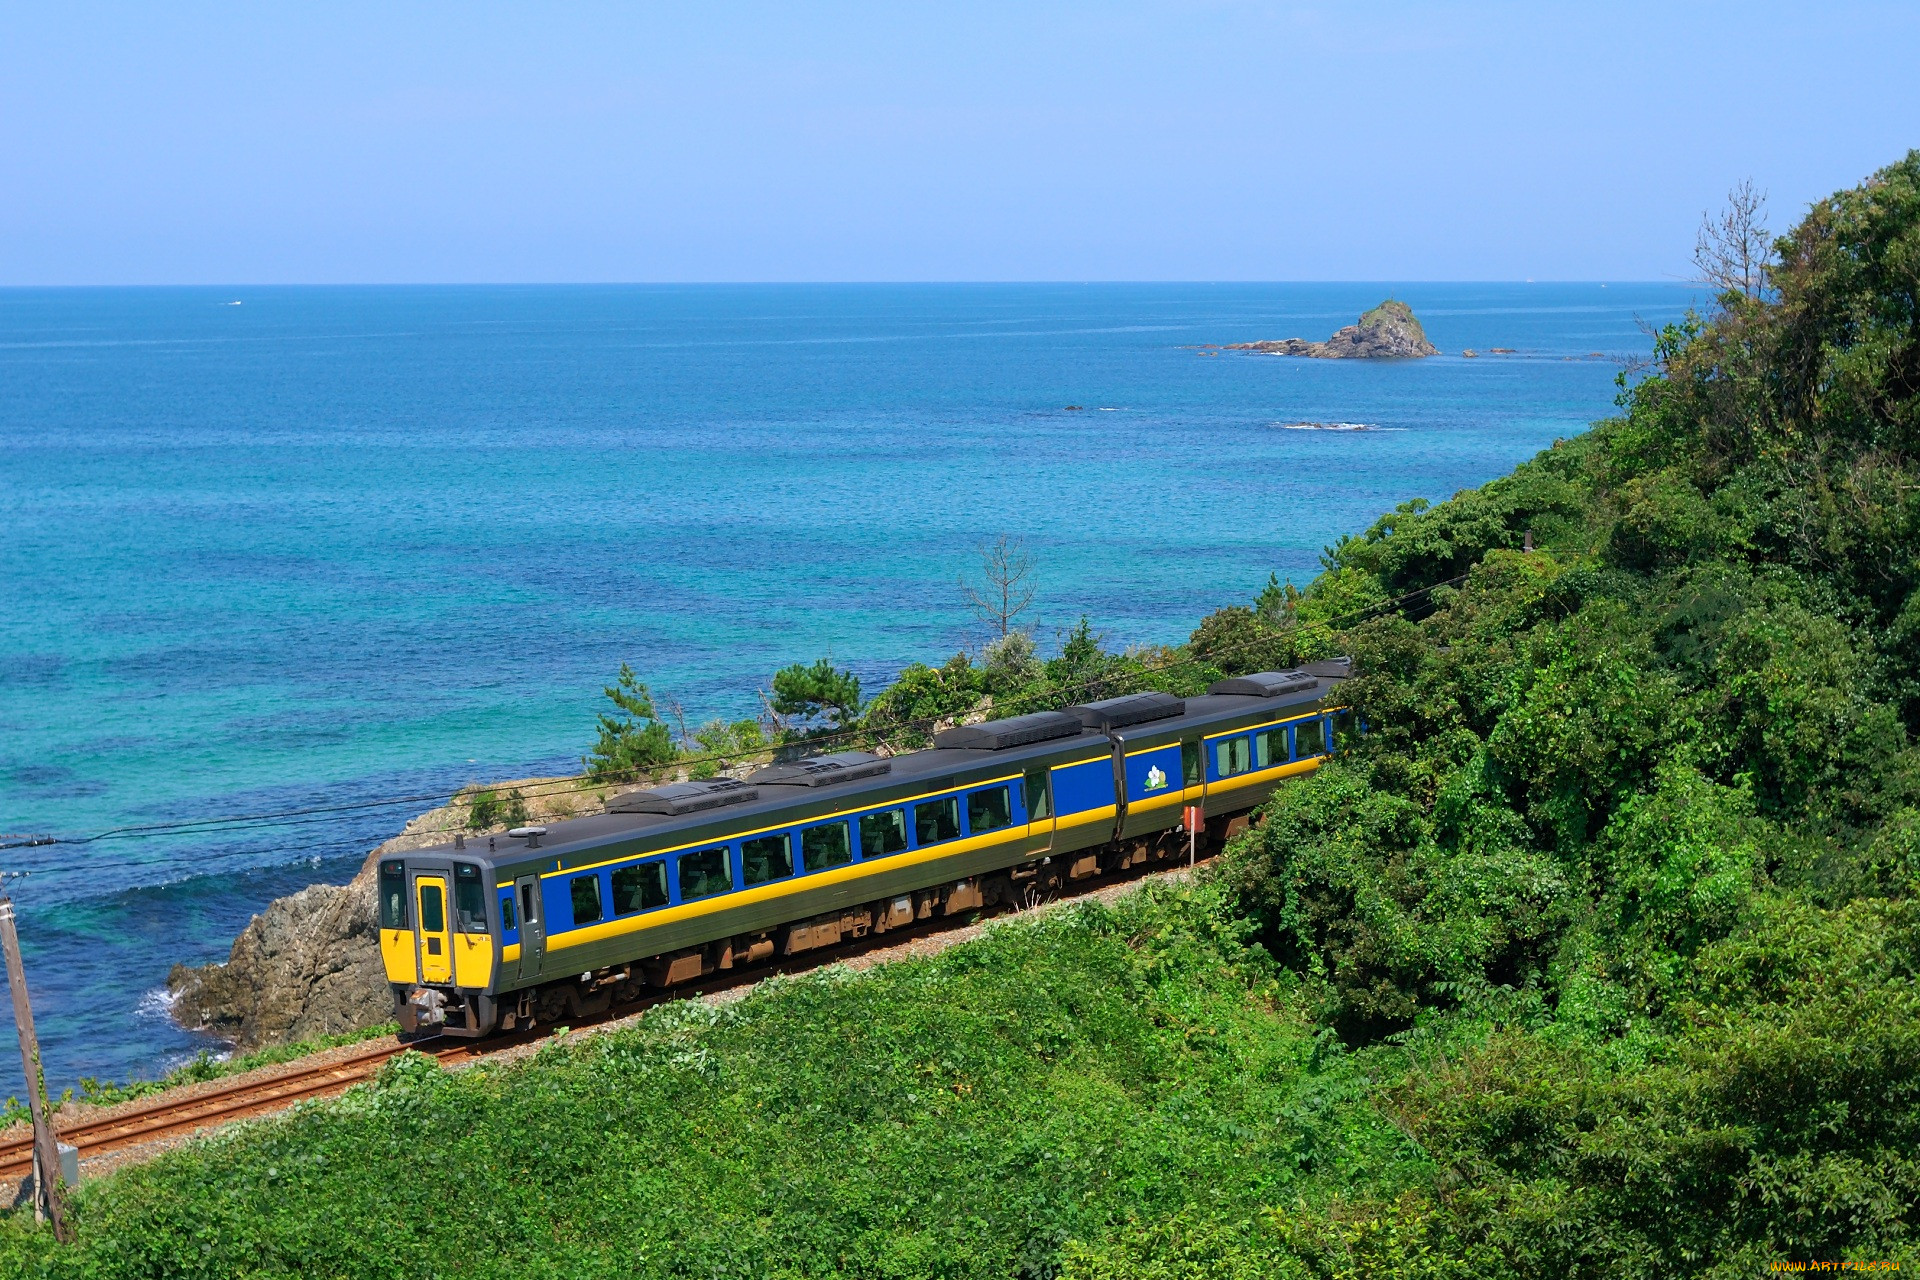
[380,660,1353,1037]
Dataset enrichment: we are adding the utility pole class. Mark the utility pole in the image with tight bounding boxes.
[0,875,70,1242]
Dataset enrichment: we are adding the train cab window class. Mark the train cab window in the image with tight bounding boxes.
[915,796,960,846]
[613,862,669,914]
[1216,737,1252,777]
[968,786,1012,834]
[860,809,909,859]
[570,874,604,927]
[742,834,793,887]
[499,892,517,932]
[1023,768,1052,821]
[1182,741,1202,787]
[419,883,446,933]
[1295,719,1326,758]
[379,861,408,929]
[801,821,852,872]
[453,863,488,933]
[679,846,734,901]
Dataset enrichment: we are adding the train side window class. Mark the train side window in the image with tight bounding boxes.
[968,786,1012,834]
[1182,741,1201,787]
[379,861,408,929]
[613,862,669,914]
[860,809,908,859]
[1023,768,1052,821]
[679,846,734,900]
[1216,737,1251,777]
[801,821,852,872]
[453,863,489,933]
[914,796,960,845]
[1253,728,1286,769]
[743,833,793,886]
[499,891,517,932]
[1294,719,1326,758]
[570,874,604,927]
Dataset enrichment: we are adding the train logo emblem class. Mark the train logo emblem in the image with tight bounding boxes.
[1144,765,1168,791]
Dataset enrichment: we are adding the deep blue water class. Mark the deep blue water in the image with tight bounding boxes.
[0,282,1698,1097]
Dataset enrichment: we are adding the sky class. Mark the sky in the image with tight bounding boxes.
[3,2,1917,285]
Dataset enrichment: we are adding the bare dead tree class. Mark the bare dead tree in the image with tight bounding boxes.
[1693,179,1773,300]
[960,534,1037,639]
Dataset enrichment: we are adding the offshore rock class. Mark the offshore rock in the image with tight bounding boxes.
[167,775,596,1051]
[1225,298,1439,359]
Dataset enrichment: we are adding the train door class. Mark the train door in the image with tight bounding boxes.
[1023,765,1055,853]
[414,875,452,984]
[514,874,545,983]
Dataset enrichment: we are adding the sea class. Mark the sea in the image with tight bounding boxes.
[0,282,1699,1098]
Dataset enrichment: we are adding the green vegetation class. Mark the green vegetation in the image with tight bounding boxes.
[582,662,677,781]
[0,891,1426,1279]
[6,154,1918,1274]
[462,786,528,831]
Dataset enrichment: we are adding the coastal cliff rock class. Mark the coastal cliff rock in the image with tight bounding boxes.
[167,775,598,1050]
[1225,298,1439,359]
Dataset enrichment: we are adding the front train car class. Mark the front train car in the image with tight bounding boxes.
[379,851,505,1036]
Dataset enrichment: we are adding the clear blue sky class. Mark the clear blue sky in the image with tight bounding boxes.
[4,3,1916,284]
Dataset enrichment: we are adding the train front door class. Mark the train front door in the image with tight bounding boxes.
[514,875,545,982]
[414,875,452,984]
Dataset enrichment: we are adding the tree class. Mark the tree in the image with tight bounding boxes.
[770,658,863,735]
[960,534,1038,639]
[687,718,769,779]
[1692,178,1773,300]
[584,663,677,782]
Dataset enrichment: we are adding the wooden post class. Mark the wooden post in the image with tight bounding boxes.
[0,893,69,1242]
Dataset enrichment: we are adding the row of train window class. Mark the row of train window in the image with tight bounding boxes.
[564,782,1022,930]
[1212,715,1345,779]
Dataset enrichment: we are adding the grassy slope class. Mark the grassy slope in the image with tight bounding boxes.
[0,888,1424,1280]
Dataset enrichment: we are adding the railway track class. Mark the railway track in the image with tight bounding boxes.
[0,850,1210,1184]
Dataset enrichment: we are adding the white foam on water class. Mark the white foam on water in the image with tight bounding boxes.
[132,985,182,1023]
[1273,421,1400,432]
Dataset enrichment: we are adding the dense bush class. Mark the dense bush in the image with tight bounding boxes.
[1206,151,1920,1272]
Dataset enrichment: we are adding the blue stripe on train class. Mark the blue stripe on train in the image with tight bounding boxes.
[1051,756,1116,815]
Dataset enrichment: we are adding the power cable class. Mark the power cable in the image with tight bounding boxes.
[13,569,1468,851]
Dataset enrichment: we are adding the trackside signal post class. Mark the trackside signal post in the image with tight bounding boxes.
[0,879,70,1241]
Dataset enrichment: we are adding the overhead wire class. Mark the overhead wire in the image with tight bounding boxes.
[5,569,1471,853]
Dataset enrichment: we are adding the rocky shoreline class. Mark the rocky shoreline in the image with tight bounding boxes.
[166,776,605,1050]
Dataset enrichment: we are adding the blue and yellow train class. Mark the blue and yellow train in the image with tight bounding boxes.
[380,662,1352,1036]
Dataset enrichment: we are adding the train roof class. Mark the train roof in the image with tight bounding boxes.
[396,663,1351,877]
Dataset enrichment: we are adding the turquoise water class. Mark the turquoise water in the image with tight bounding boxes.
[0,283,1695,1093]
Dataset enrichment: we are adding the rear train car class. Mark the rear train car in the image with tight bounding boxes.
[379,662,1353,1037]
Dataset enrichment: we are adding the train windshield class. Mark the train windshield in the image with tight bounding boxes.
[379,861,408,929]
[454,863,488,932]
